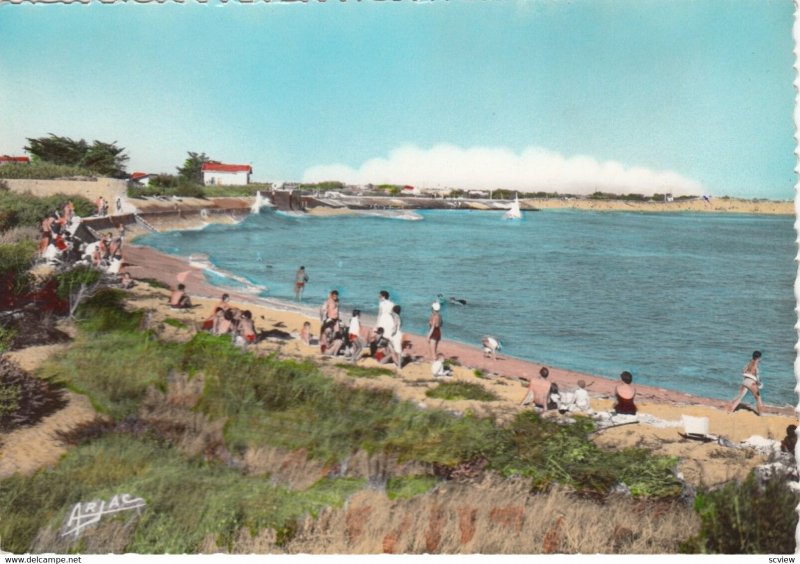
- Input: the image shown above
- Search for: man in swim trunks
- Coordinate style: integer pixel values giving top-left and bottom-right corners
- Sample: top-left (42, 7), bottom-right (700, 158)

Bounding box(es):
top-left (294, 266), bottom-right (308, 301)
top-left (320, 290), bottom-right (340, 341)
top-left (521, 367), bottom-right (557, 411)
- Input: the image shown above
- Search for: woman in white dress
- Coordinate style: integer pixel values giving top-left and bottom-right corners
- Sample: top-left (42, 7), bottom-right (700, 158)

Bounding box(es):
top-left (376, 290), bottom-right (395, 335)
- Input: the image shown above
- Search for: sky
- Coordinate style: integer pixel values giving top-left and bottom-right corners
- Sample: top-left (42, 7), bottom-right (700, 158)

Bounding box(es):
top-left (0, 0), bottom-right (796, 198)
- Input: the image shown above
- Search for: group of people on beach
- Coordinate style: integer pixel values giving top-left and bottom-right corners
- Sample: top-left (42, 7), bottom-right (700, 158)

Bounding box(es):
top-left (311, 288), bottom-right (446, 373)
top-left (37, 204), bottom-right (133, 288)
top-left (194, 292), bottom-right (258, 348)
top-left (168, 262), bottom-right (771, 420)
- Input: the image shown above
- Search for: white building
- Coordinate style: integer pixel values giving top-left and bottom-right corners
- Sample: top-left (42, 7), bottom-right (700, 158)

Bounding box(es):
top-left (202, 162), bottom-right (252, 186)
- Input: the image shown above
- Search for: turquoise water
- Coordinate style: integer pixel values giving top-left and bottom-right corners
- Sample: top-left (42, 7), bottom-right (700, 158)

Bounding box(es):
top-left (137, 209), bottom-right (797, 404)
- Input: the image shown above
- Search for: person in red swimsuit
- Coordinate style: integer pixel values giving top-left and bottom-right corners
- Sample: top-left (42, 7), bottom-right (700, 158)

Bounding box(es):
top-left (613, 371), bottom-right (637, 415)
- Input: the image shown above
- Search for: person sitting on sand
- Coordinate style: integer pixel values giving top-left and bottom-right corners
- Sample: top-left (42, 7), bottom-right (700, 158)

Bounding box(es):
top-left (237, 310), bottom-right (257, 345)
top-left (482, 336), bottom-right (501, 360)
top-left (781, 424), bottom-right (797, 456)
top-left (613, 371), bottom-right (637, 415)
top-left (728, 350), bottom-right (764, 415)
top-left (369, 327), bottom-right (392, 363)
top-left (203, 306), bottom-right (224, 331)
top-left (521, 367), bottom-right (558, 411)
top-left (573, 380), bottom-right (592, 412)
top-left (348, 310), bottom-right (364, 362)
top-left (299, 321), bottom-right (312, 345)
top-left (91, 244), bottom-right (102, 268)
top-left (431, 354), bottom-right (452, 378)
top-left (323, 321), bottom-right (347, 357)
top-left (427, 302), bottom-right (442, 360)
top-left (215, 309), bottom-right (234, 336)
top-left (169, 283), bottom-right (192, 309)
top-left (119, 272), bottom-right (135, 290)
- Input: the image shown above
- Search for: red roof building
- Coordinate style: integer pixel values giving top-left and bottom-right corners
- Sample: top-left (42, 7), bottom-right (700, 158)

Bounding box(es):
top-left (0, 156), bottom-right (31, 165)
top-left (201, 162), bottom-right (252, 186)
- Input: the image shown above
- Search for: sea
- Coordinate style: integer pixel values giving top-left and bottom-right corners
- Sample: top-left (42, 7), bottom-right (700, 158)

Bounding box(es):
top-left (136, 208), bottom-right (798, 405)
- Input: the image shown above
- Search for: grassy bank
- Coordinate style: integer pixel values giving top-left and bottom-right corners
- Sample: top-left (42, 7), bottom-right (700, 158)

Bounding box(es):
top-left (1, 290), bottom-right (796, 553)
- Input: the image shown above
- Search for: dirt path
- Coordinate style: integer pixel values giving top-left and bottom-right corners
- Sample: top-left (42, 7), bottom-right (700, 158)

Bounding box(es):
top-left (1, 344), bottom-right (98, 479)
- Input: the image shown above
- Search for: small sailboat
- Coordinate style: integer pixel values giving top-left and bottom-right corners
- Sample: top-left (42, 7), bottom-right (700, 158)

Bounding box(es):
top-left (503, 194), bottom-right (522, 220)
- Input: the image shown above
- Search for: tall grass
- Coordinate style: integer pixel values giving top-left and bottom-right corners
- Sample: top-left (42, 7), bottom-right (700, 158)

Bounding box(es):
top-left (0, 433), bottom-right (364, 554)
top-left (41, 302), bottom-right (683, 499)
top-left (680, 472), bottom-right (798, 554)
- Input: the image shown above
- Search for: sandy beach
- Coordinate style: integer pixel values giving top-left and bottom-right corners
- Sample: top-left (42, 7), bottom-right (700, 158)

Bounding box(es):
top-left (108, 242), bottom-right (798, 489)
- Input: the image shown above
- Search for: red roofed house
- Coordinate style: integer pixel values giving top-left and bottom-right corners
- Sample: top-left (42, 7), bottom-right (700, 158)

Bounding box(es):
top-left (202, 162), bottom-right (252, 186)
top-left (0, 156), bottom-right (31, 165)
top-left (129, 172), bottom-right (152, 187)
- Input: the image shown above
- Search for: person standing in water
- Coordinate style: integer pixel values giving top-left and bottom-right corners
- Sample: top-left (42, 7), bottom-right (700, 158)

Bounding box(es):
top-left (728, 351), bottom-right (764, 415)
top-left (427, 301), bottom-right (442, 360)
top-left (294, 266), bottom-right (309, 301)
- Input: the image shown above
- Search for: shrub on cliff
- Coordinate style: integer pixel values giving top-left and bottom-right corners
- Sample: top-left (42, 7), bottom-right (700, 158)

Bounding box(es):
top-left (0, 162), bottom-right (96, 180)
top-left (0, 358), bottom-right (66, 432)
top-left (680, 472), bottom-right (798, 554)
top-left (0, 239), bottom-right (37, 308)
top-left (0, 190), bottom-right (93, 232)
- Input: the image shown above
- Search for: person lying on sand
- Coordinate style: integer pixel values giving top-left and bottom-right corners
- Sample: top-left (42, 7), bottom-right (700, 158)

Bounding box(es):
top-left (521, 367), bottom-right (558, 411)
top-left (613, 371), bottom-right (637, 415)
top-left (169, 284), bottom-right (192, 309)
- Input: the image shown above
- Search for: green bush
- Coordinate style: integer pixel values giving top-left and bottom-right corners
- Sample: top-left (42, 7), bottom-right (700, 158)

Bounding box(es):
top-left (0, 162), bottom-right (95, 180)
top-left (335, 364), bottom-right (395, 378)
top-left (42, 306), bottom-right (684, 500)
top-left (0, 190), bottom-right (93, 231)
top-left (680, 472), bottom-right (798, 554)
top-left (0, 358), bottom-right (65, 432)
top-left (55, 265), bottom-right (103, 301)
top-left (425, 381), bottom-right (499, 402)
top-left (385, 475), bottom-right (438, 500)
top-left (0, 240), bottom-right (37, 303)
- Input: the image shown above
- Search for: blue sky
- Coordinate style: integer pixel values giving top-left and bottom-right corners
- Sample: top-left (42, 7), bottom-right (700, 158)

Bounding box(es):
top-left (0, 0), bottom-right (795, 198)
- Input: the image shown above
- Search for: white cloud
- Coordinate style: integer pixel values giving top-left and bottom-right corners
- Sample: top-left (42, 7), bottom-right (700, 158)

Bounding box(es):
top-left (302, 144), bottom-right (703, 196)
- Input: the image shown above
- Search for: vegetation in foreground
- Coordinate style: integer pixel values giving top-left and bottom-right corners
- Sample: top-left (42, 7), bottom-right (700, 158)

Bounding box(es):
top-left (0, 239), bottom-right (795, 553)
